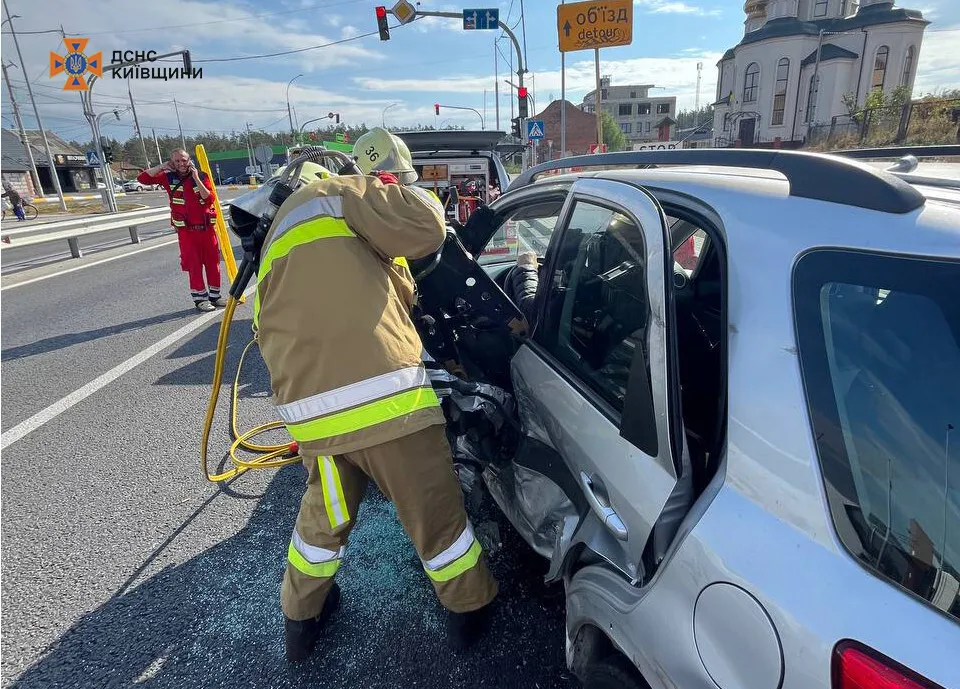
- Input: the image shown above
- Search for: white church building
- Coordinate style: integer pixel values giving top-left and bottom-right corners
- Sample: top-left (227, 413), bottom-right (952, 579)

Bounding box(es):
top-left (712, 0), bottom-right (928, 147)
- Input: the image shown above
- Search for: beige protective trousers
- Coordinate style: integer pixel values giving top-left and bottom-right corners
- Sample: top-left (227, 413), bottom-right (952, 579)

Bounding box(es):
top-left (281, 424), bottom-right (499, 621)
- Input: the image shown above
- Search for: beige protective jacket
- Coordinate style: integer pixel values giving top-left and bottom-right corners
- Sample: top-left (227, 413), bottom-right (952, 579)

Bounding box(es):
top-left (254, 175), bottom-right (447, 457)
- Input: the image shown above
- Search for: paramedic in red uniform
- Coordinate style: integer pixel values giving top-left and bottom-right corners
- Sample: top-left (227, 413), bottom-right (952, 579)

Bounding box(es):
top-left (139, 149), bottom-right (224, 311)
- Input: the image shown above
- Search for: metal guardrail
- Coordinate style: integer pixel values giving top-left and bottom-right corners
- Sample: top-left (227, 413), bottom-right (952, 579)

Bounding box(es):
top-left (0, 202), bottom-right (230, 258)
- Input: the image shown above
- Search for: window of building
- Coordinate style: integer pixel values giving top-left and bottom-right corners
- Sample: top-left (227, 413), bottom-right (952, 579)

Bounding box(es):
top-left (743, 62), bottom-right (760, 103)
top-left (535, 201), bottom-right (652, 418)
top-left (805, 74), bottom-right (820, 122)
top-left (657, 103), bottom-right (670, 114)
top-left (638, 103), bottom-right (651, 115)
top-left (772, 57), bottom-right (790, 125)
top-left (646, 121), bottom-right (651, 133)
top-left (620, 122), bottom-right (632, 133)
top-left (723, 113), bottom-right (731, 132)
top-left (872, 45), bottom-right (889, 91)
top-left (813, 0), bottom-right (828, 17)
top-left (901, 46), bottom-right (915, 87)
top-left (794, 250), bottom-right (960, 622)
top-left (619, 104), bottom-right (633, 116)
top-left (601, 88), bottom-right (608, 100)
top-left (630, 91), bottom-right (637, 99)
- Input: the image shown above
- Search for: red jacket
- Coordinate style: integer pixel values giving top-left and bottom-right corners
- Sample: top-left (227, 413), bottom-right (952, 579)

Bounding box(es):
top-left (138, 169), bottom-right (216, 228)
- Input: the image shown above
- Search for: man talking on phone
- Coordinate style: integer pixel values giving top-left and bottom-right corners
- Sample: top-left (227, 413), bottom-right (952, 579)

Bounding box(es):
top-left (139, 148), bottom-right (224, 311)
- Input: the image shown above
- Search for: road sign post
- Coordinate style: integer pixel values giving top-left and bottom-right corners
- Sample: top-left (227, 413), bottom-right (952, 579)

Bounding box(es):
top-left (556, 0), bottom-right (633, 151)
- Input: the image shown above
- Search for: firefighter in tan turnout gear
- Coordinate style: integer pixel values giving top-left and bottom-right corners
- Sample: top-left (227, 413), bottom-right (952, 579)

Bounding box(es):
top-left (253, 128), bottom-right (498, 663)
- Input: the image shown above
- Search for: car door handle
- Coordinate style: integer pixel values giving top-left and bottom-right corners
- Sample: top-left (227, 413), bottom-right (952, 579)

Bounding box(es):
top-left (580, 472), bottom-right (628, 541)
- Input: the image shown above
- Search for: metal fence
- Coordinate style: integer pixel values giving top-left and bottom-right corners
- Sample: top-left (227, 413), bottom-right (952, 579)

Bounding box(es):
top-left (808, 98), bottom-right (960, 149)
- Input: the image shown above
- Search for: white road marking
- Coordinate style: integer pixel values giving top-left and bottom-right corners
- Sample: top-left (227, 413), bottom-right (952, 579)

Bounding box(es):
top-left (0, 237), bottom-right (179, 291)
top-left (0, 285), bottom-right (255, 452)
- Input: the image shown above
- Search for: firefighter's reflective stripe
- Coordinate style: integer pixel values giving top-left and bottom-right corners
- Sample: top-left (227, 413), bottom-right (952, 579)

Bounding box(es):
top-left (172, 219), bottom-right (186, 228)
top-left (422, 521), bottom-right (483, 583)
top-left (171, 197), bottom-right (186, 205)
top-left (393, 256), bottom-right (409, 269)
top-left (285, 386), bottom-right (439, 442)
top-left (253, 216), bottom-right (355, 326)
top-left (277, 366), bottom-right (430, 421)
top-left (267, 196), bottom-right (345, 249)
top-left (287, 530), bottom-right (344, 578)
top-left (318, 456), bottom-right (349, 528)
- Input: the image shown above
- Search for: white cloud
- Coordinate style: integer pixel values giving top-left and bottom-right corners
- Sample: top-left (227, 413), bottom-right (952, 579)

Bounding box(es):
top-left (914, 27), bottom-right (960, 96)
top-left (635, 0), bottom-right (722, 16)
top-left (326, 14), bottom-right (343, 27)
top-left (355, 75), bottom-right (498, 94)
top-left (341, 25), bottom-right (359, 39)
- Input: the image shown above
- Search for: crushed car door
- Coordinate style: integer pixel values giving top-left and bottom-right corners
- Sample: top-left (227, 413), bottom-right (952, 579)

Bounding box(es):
top-left (511, 177), bottom-right (682, 583)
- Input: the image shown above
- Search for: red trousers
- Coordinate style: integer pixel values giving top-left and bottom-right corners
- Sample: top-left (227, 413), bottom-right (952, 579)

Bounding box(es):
top-left (177, 227), bottom-right (221, 298)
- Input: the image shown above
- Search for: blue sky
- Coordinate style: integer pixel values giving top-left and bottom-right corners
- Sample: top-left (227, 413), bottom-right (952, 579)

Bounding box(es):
top-left (2, 0), bottom-right (958, 144)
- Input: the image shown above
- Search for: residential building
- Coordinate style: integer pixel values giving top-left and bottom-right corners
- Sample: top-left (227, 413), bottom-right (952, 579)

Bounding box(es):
top-left (712, 0), bottom-right (928, 147)
top-left (532, 100), bottom-right (600, 158)
top-left (1, 128), bottom-right (39, 198)
top-left (582, 78), bottom-right (678, 143)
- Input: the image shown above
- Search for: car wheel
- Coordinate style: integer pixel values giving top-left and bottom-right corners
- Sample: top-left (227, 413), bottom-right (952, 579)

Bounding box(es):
top-left (583, 655), bottom-right (649, 689)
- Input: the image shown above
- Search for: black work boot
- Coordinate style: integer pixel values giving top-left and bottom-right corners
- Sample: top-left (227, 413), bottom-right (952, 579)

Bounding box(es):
top-left (446, 604), bottom-right (492, 651)
top-left (284, 583), bottom-right (341, 663)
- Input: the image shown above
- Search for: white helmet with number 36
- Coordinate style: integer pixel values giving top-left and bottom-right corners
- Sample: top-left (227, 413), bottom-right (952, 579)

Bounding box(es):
top-left (353, 127), bottom-right (418, 184)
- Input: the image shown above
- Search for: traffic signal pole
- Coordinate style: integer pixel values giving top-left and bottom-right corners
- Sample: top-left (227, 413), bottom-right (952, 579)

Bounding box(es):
top-left (385, 7), bottom-right (528, 168)
top-left (81, 49), bottom-right (191, 213)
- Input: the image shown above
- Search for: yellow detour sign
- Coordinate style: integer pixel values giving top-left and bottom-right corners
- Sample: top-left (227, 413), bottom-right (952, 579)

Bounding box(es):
top-left (557, 0), bottom-right (633, 53)
top-left (195, 143), bottom-right (243, 303)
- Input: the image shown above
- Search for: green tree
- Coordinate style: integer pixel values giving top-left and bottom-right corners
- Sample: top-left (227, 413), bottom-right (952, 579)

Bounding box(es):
top-left (600, 111), bottom-right (628, 152)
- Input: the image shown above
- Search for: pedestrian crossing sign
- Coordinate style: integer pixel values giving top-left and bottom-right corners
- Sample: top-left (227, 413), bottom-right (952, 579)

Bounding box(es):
top-left (85, 150), bottom-right (101, 167)
top-left (526, 120), bottom-right (545, 140)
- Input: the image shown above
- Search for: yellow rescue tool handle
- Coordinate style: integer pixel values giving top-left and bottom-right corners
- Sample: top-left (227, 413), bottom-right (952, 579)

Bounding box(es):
top-left (195, 143), bottom-right (244, 303)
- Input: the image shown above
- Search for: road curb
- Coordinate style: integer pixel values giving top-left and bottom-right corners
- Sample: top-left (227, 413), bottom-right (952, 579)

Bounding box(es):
top-left (32, 193), bottom-right (129, 203)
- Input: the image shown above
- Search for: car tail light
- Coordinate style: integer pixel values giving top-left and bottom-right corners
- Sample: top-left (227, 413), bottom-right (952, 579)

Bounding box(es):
top-left (833, 641), bottom-right (942, 689)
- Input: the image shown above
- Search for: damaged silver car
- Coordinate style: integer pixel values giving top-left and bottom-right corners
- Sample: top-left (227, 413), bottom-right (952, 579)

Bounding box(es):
top-left (410, 148), bottom-right (960, 689)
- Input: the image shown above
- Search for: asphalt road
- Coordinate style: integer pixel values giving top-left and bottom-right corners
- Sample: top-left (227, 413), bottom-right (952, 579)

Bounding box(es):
top-left (0, 228), bottom-right (576, 688)
top-left (1, 189), bottom-right (247, 275)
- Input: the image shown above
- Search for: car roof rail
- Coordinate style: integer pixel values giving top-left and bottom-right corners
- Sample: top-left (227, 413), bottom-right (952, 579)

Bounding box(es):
top-left (510, 149), bottom-right (926, 214)
top-left (828, 144), bottom-right (960, 160)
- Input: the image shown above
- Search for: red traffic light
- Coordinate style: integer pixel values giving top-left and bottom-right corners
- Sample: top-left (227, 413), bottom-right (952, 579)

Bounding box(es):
top-left (434, 103), bottom-right (440, 115)
top-left (376, 6), bottom-right (387, 18)
top-left (517, 86), bottom-right (528, 99)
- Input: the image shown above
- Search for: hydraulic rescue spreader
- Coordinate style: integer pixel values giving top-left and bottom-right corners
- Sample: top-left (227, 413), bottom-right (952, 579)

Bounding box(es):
top-left (199, 148), bottom-right (362, 483)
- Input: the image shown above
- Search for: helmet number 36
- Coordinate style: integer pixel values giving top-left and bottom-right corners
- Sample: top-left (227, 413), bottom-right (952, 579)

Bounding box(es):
top-left (366, 146), bottom-right (379, 162)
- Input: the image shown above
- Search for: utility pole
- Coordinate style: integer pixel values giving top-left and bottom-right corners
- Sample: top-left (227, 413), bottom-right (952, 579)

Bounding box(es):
top-left (494, 39), bottom-right (500, 131)
top-left (128, 79), bottom-right (150, 167)
top-left (245, 122), bottom-right (254, 168)
top-left (2, 62), bottom-right (42, 196)
top-left (173, 97), bottom-right (186, 150)
top-left (153, 128), bottom-right (162, 163)
top-left (3, 2), bottom-right (68, 211)
top-left (695, 62), bottom-right (703, 124)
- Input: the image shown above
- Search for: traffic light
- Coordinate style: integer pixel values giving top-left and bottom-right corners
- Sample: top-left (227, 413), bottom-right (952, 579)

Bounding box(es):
top-left (376, 6), bottom-right (390, 41)
top-left (434, 103), bottom-right (440, 116)
top-left (518, 86), bottom-right (529, 120)
top-left (182, 50), bottom-right (192, 74)
top-left (101, 138), bottom-right (114, 163)
top-left (511, 117), bottom-right (522, 139)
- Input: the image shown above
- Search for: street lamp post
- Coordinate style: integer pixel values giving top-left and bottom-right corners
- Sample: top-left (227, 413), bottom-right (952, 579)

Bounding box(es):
top-left (382, 102), bottom-right (400, 128)
top-left (286, 74), bottom-right (304, 142)
top-left (91, 107), bottom-right (129, 212)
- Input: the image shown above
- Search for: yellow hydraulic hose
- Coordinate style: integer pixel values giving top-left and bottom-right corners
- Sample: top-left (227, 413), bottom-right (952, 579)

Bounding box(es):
top-left (200, 295), bottom-right (301, 483)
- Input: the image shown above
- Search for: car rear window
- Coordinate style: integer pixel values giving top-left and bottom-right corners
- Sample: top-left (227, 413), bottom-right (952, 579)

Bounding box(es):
top-left (794, 250), bottom-right (960, 621)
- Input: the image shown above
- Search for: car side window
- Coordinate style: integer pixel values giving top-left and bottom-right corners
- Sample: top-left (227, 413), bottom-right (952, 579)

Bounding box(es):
top-left (535, 200), bottom-right (654, 420)
top-left (478, 200), bottom-right (564, 265)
